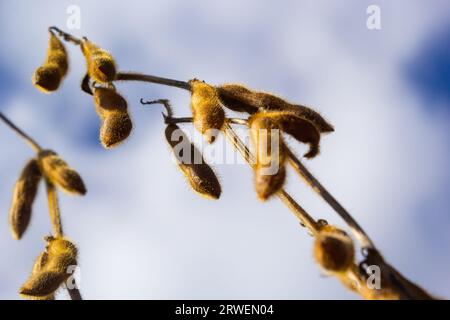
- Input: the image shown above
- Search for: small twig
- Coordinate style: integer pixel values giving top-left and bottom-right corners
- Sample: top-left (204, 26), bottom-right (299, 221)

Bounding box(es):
top-left (49, 26), bottom-right (82, 45)
top-left (117, 72), bottom-right (191, 91)
top-left (162, 116), bottom-right (248, 126)
top-left (45, 180), bottom-right (83, 300)
top-left (0, 112), bottom-right (42, 152)
top-left (140, 98), bottom-right (174, 118)
top-left (223, 121), bottom-right (320, 234)
top-left (46, 180), bottom-right (63, 237)
top-left (284, 147), bottom-right (375, 249)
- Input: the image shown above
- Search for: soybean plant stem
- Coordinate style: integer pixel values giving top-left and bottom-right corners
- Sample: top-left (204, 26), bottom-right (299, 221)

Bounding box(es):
top-left (117, 72), bottom-right (191, 91)
top-left (223, 121), bottom-right (320, 234)
top-left (284, 147), bottom-right (375, 249)
top-left (0, 112), bottom-right (42, 152)
top-left (49, 26), bottom-right (82, 45)
top-left (45, 180), bottom-right (83, 300)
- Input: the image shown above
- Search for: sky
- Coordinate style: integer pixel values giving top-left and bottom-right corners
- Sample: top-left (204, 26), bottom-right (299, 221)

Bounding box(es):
top-left (0, 0), bottom-right (449, 299)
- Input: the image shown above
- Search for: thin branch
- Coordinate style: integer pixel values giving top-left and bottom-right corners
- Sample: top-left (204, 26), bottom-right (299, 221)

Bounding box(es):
top-left (0, 112), bottom-right (42, 152)
top-left (284, 147), bottom-right (375, 249)
top-left (45, 180), bottom-right (63, 237)
top-left (49, 26), bottom-right (82, 45)
top-left (116, 72), bottom-right (191, 91)
top-left (163, 116), bottom-right (248, 126)
top-left (140, 98), bottom-right (174, 118)
top-left (223, 121), bottom-right (320, 234)
top-left (45, 180), bottom-right (83, 300)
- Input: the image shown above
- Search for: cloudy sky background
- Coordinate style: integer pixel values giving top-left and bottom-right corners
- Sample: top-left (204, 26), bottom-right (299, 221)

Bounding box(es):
top-left (0, 0), bottom-right (449, 299)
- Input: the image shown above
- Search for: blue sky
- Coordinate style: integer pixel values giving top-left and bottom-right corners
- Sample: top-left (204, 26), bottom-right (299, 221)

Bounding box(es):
top-left (0, 0), bottom-right (449, 299)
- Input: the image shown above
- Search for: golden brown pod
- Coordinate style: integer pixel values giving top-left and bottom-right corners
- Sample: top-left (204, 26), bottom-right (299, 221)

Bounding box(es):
top-left (9, 159), bottom-right (42, 240)
top-left (32, 32), bottom-right (68, 93)
top-left (250, 111), bottom-right (321, 158)
top-left (190, 79), bottom-right (225, 143)
top-left (314, 225), bottom-right (355, 273)
top-left (216, 84), bottom-right (258, 114)
top-left (94, 87), bottom-right (128, 118)
top-left (217, 84), bottom-right (334, 133)
top-left (81, 38), bottom-right (117, 83)
top-left (93, 87), bottom-right (132, 148)
top-left (100, 112), bottom-right (133, 148)
top-left (38, 150), bottom-right (86, 195)
top-left (20, 237), bottom-right (77, 299)
top-left (249, 115), bottom-right (286, 200)
top-left (165, 124), bottom-right (221, 199)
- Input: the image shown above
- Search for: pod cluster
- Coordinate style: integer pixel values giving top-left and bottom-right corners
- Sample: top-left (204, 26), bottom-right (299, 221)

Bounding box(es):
top-left (216, 84), bottom-right (335, 200)
top-left (20, 237), bottom-right (78, 300)
top-left (33, 30), bottom-right (131, 149)
top-left (8, 150), bottom-right (86, 240)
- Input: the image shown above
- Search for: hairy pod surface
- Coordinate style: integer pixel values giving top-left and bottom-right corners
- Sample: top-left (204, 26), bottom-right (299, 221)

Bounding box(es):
top-left (249, 115), bottom-right (286, 200)
top-left (20, 237), bottom-right (77, 299)
top-left (32, 32), bottom-right (68, 93)
top-left (94, 87), bottom-right (128, 118)
top-left (250, 111), bottom-right (321, 158)
top-left (217, 84), bottom-right (334, 133)
top-left (93, 87), bottom-right (132, 148)
top-left (9, 159), bottom-right (42, 240)
top-left (38, 150), bottom-right (86, 195)
top-left (165, 124), bottom-right (221, 199)
top-left (190, 80), bottom-right (225, 143)
top-left (81, 39), bottom-right (117, 83)
top-left (314, 225), bottom-right (355, 273)
top-left (100, 112), bottom-right (133, 148)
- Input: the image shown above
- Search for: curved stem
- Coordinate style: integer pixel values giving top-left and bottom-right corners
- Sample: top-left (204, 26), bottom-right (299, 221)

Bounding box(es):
top-left (49, 26), bottom-right (82, 45)
top-left (140, 98), bottom-right (174, 118)
top-left (284, 147), bottom-right (375, 249)
top-left (223, 121), bottom-right (320, 234)
top-left (46, 180), bottom-right (63, 237)
top-left (0, 112), bottom-right (42, 152)
top-left (116, 72), bottom-right (191, 91)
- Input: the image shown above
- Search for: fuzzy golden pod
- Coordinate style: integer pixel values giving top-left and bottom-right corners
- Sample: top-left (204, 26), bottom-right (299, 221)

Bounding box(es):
top-left (45, 237), bottom-right (78, 271)
top-left (23, 252), bottom-right (54, 300)
top-left (46, 32), bottom-right (68, 76)
top-left (20, 237), bottom-right (77, 300)
top-left (165, 124), bottom-right (221, 199)
top-left (32, 32), bottom-right (68, 93)
top-left (251, 92), bottom-right (334, 133)
top-left (100, 112), bottom-right (133, 149)
top-left (32, 65), bottom-right (63, 93)
top-left (9, 159), bottom-right (42, 240)
top-left (38, 150), bottom-right (86, 195)
top-left (250, 111), bottom-right (321, 158)
top-left (81, 38), bottom-right (117, 83)
top-left (217, 84), bottom-right (334, 133)
top-left (249, 115), bottom-right (287, 200)
top-left (32, 252), bottom-right (49, 275)
top-left (93, 87), bottom-right (128, 119)
top-left (314, 225), bottom-right (355, 273)
top-left (190, 79), bottom-right (225, 143)
top-left (216, 84), bottom-right (259, 114)
top-left (20, 271), bottom-right (66, 299)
